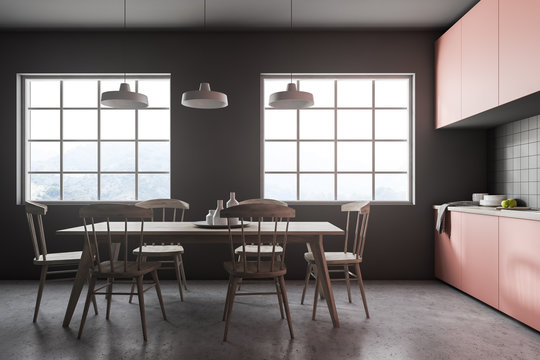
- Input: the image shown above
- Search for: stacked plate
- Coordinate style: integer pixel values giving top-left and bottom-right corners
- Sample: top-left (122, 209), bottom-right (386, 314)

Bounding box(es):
top-left (479, 194), bottom-right (506, 207)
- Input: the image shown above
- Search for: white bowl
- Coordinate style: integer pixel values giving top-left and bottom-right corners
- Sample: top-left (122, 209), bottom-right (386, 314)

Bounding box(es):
top-left (483, 195), bottom-right (506, 202)
top-left (479, 199), bottom-right (502, 207)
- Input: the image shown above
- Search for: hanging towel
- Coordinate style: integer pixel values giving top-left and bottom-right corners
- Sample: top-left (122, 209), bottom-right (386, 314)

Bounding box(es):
top-left (435, 201), bottom-right (478, 234)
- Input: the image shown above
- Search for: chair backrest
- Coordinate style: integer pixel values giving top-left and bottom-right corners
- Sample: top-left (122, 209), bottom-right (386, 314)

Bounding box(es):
top-left (79, 204), bottom-right (153, 273)
top-left (341, 201), bottom-right (371, 259)
top-left (221, 203), bottom-right (295, 273)
top-left (135, 198), bottom-right (189, 222)
top-left (25, 201), bottom-right (48, 261)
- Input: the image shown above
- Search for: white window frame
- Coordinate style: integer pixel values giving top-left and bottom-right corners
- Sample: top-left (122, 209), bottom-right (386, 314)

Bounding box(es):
top-left (260, 73), bottom-right (415, 205)
top-left (16, 73), bottom-right (171, 205)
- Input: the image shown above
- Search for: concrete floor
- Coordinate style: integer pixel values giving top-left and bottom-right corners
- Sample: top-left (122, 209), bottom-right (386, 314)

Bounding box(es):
top-left (0, 280), bottom-right (538, 360)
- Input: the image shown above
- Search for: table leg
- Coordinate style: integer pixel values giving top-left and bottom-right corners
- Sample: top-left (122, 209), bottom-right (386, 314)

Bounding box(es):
top-left (62, 237), bottom-right (92, 327)
top-left (308, 234), bottom-right (339, 328)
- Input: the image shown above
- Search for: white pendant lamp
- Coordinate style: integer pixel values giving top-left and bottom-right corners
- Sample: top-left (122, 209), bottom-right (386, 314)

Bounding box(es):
top-left (268, 0), bottom-right (314, 109)
top-left (100, 0), bottom-right (148, 109)
top-left (181, 0), bottom-right (228, 109)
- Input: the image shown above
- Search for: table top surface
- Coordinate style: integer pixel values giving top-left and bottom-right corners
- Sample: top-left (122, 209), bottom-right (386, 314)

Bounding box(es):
top-left (57, 221), bottom-right (344, 236)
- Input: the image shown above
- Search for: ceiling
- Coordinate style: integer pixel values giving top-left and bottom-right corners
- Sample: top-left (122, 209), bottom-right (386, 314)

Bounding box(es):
top-left (0, 0), bottom-right (479, 31)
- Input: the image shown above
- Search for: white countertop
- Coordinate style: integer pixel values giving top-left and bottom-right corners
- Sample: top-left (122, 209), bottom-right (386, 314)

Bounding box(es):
top-left (433, 205), bottom-right (540, 221)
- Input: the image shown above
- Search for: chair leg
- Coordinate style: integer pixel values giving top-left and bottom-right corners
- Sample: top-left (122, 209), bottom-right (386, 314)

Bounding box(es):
top-left (278, 275), bottom-right (294, 339)
top-left (151, 270), bottom-right (167, 320)
top-left (223, 277), bottom-right (239, 342)
top-left (274, 277), bottom-right (285, 319)
top-left (312, 277), bottom-right (320, 320)
top-left (178, 253), bottom-right (188, 290)
top-left (136, 275), bottom-right (148, 341)
top-left (222, 275), bottom-right (234, 321)
top-left (106, 278), bottom-right (114, 320)
top-left (129, 279), bottom-right (136, 304)
top-left (91, 294), bottom-right (99, 315)
top-left (344, 265), bottom-right (352, 303)
top-left (300, 263), bottom-right (312, 305)
top-left (354, 263), bottom-right (370, 318)
top-left (173, 254), bottom-right (184, 301)
top-left (78, 275), bottom-right (97, 339)
top-left (33, 265), bottom-right (48, 323)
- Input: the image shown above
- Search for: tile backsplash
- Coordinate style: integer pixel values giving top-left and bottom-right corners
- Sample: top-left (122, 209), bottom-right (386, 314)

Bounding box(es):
top-left (488, 114), bottom-right (540, 208)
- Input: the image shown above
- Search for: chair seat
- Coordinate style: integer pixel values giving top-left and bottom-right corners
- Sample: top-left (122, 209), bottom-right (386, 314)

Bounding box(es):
top-left (92, 261), bottom-right (161, 277)
top-left (33, 251), bottom-right (83, 265)
top-left (224, 261), bottom-right (287, 279)
top-left (234, 244), bottom-right (283, 254)
top-left (133, 244), bottom-right (184, 257)
top-left (304, 251), bottom-right (362, 264)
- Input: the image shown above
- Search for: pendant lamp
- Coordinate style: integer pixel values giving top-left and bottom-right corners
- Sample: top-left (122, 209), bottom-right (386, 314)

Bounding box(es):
top-left (268, 0), bottom-right (314, 109)
top-left (181, 0), bottom-right (228, 109)
top-left (101, 0), bottom-right (148, 109)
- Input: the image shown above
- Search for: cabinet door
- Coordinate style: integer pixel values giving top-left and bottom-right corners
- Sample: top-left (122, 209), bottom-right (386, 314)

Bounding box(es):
top-left (461, 0), bottom-right (498, 118)
top-left (499, 218), bottom-right (540, 331)
top-left (435, 211), bottom-right (462, 289)
top-left (461, 213), bottom-right (498, 308)
top-left (499, 0), bottom-right (540, 104)
top-left (435, 21), bottom-right (462, 128)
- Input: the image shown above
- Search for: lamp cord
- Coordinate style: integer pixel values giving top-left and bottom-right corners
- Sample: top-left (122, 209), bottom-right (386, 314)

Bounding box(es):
top-left (290, 0), bottom-right (293, 84)
top-left (123, 0), bottom-right (127, 83)
top-left (204, 0), bottom-right (206, 30)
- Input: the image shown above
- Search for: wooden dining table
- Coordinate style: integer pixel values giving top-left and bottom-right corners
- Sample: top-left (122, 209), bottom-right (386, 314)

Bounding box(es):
top-left (57, 221), bottom-right (344, 328)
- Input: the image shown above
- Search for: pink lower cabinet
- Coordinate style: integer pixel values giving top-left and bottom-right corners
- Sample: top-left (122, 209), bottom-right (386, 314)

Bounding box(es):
top-left (434, 211), bottom-right (462, 288)
top-left (499, 218), bottom-right (540, 331)
top-left (461, 213), bottom-right (499, 308)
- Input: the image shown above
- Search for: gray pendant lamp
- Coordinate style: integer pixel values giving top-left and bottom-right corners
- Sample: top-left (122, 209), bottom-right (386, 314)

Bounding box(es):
top-left (101, 0), bottom-right (148, 109)
top-left (181, 0), bottom-right (228, 109)
top-left (268, 0), bottom-right (314, 109)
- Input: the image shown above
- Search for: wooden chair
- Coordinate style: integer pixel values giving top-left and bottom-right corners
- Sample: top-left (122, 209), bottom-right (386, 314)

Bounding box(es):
top-left (129, 199), bottom-right (189, 302)
top-left (221, 203), bottom-right (295, 341)
top-left (25, 201), bottom-right (97, 322)
top-left (301, 201), bottom-right (371, 320)
top-left (77, 204), bottom-right (166, 341)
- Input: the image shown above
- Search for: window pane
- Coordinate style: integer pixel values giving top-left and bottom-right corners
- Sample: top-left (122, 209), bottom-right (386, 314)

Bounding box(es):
top-left (375, 142), bottom-right (408, 171)
top-left (375, 109), bottom-right (409, 140)
top-left (139, 174), bottom-right (170, 200)
top-left (299, 174), bottom-right (334, 200)
top-left (63, 174), bottom-right (97, 201)
top-left (298, 79), bottom-right (334, 107)
top-left (264, 79), bottom-right (290, 107)
top-left (337, 174), bottom-right (372, 200)
top-left (375, 174), bottom-right (408, 201)
top-left (63, 80), bottom-right (98, 107)
top-left (300, 142), bottom-right (334, 171)
top-left (63, 142), bottom-right (97, 171)
top-left (29, 110), bottom-right (60, 140)
top-left (138, 79), bottom-right (170, 108)
top-left (30, 174), bottom-right (60, 201)
top-left (100, 174), bottom-right (135, 201)
top-left (300, 110), bottom-right (334, 139)
top-left (337, 110), bottom-right (372, 140)
top-left (30, 142), bottom-right (59, 171)
top-left (337, 142), bottom-right (372, 171)
top-left (63, 110), bottom-right (98, 139)
top-left (265, 174), bottom-right (297, 200)
top-left (139, 142), bottom-right (170, 171)
top-left (265, 110), bottom-right (296, 140)
top-left (138, 110), bottom-right (170, 140)
top-left (265, 142), bottom-right (296, 171)
top-left (375, 79), bottom-right (409, 107)
top-left (101, 110), bottom-right (135, 139)
top-left (30, 80), bottom-right (60, 108)
top-left (337, 80), bottom-right (372, 107)
top-left (101, 142), bottom-right (135, 171)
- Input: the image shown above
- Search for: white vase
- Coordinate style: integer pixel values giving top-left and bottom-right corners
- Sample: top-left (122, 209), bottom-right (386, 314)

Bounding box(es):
top-left (212, 200), bottom-right (227, 226)
top-left (226, 192), bottom-right (240, 225)
top-left (206, 210), bottom-right (215, 225)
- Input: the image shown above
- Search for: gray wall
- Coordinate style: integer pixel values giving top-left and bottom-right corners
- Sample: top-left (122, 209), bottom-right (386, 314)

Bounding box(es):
top-left (488, 114), bottom-right (540, 207)
top-left (0, 30), bottom-right (488, 280)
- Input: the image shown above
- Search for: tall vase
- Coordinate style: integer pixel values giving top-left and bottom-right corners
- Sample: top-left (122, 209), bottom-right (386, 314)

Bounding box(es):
top-left (212, 200), bottom-right (227, 226)
top-left (226, 192), bottom-right (240, 225)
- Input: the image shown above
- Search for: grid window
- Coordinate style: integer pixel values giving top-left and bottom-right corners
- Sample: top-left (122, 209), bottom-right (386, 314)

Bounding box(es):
top-left (21, 74), bottom-right (171, 202)
top-left (262, 74), bottom-right (413, 202)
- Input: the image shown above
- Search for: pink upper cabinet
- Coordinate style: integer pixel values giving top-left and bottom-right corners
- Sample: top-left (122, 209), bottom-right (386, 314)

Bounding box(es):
top-left (499, 0), bottom-right (540, 104)
top-left (461, 0), bottom-right (498, 118)
top-left (435, 20), bottom-right (462, 129)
